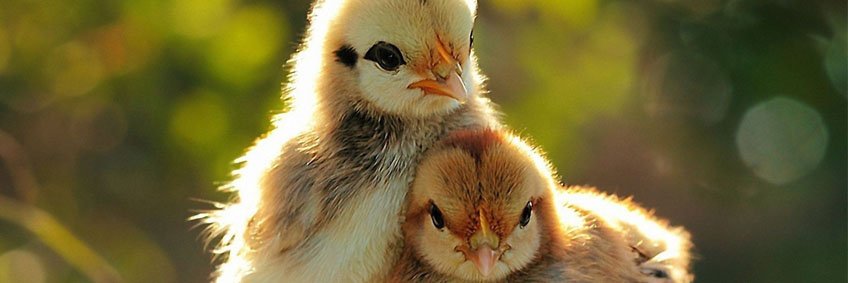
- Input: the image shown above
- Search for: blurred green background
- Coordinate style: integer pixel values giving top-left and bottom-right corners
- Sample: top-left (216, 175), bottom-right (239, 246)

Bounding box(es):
top-left (0, 0), bottom-right (845, 282)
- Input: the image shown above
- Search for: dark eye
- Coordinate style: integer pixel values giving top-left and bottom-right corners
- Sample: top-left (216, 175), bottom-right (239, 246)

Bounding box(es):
top-left (364, 41), bottom-right (406, 71)
top-left (519, 201), bottom-right (532, 228)
top-left (469, 31), bottom-right (474, 48)
top-left (429, 202), bottom-right (445, 230)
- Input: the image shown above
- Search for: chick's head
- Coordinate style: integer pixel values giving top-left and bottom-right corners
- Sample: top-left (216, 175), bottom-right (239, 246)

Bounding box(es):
top-left (405, 129), bottom-right (556, 281)
top-left (318, 0), bottom-right (479, 118)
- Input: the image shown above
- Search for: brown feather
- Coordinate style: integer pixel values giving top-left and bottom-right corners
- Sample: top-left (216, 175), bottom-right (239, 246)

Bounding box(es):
top-left (392, 129), bottom-right (693, 282)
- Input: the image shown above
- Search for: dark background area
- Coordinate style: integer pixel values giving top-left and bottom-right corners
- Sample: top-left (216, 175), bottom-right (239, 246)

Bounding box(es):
top-left (0, 0), bottom-right (845, 282)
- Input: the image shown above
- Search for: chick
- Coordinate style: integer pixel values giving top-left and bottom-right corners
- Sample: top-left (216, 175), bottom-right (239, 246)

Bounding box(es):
top-left (391, 129), bottom-right (557, 282)
top-left (560, 187), bottom-right (694, 283)
top-left (199, 0), bottom-right (500, 282)
top-left (392, 129), bottom-right (693, 282)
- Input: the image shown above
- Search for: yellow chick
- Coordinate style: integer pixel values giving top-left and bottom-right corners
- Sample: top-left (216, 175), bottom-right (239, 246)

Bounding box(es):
top-left (198, 0), bottom-right (500, 282)
top-left (392, 129), bottom-right (693, 282)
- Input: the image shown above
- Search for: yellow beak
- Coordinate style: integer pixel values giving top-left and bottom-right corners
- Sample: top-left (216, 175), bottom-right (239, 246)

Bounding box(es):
top-left (407, 37), bottom-right (468, 102)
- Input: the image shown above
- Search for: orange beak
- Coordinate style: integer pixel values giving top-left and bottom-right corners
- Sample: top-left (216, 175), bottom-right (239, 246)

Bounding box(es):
top-left (466, 210), bottom-right (501, 277)
top-left (407, 37), bottom-right (468, 102)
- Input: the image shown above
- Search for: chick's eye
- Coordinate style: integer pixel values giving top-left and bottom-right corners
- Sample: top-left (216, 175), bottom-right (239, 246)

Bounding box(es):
top-left (519, 201), bottom-right (532, 228)
top-left (364, 41), bottom-right (406, 71)
top-left (469, 31), bottom-right (474, 48)
top-left (429, 203), bottom-right (445, 230)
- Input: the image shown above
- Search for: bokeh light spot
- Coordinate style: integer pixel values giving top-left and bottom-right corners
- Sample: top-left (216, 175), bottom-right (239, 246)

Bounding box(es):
top-left (171, 0), bottom-right (235, 39)
top-left (169, 91), bottom-right (230, 151)
top-left (45, 41), bottom-right (104, 97)
top-left (0, 249), bottom-right (45, 283)
top-left (736, 97), bottom-right (828, 185)
top-left (89, 24), bottom-right (131, 75)
top-left (206, 5), bottom-right (287, 86)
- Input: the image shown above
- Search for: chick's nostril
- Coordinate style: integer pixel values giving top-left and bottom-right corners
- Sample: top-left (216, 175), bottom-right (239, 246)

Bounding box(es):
top-left (433, 64), bottom-right (451, 80)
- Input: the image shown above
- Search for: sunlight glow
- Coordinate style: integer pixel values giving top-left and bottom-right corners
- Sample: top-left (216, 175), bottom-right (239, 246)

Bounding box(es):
top-left (556, 188), bottom-right (691, 280)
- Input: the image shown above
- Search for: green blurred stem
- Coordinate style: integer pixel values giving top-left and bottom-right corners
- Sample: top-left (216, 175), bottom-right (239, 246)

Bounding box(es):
top-left (0, 195), bottom-right (122, 283)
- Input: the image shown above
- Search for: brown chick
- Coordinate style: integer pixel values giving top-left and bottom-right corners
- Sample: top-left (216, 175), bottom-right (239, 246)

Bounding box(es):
top-left (391, 129), bottom-right (693, 282)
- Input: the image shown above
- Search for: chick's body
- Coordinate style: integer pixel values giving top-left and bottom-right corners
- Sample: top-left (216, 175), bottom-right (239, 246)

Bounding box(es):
top-left (392, 129), bottom-right (692, 282)
top-left (559, 188), bottom-right (694, 283)
top-left (201, 0), bottom-right (500, 282)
